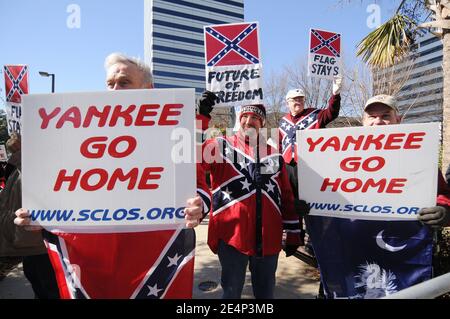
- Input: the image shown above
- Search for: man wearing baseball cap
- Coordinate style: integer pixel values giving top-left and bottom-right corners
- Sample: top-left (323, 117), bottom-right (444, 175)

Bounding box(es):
top-left (362, 94), bottom-right (449, 226)
top-left (362, 94), bottom-right (400, 126)
top-left (197, 102), bottom-right (306, 299)
top-left (278, 76), bottom-right (343, 279)
top-left (280, 76), bottom-right (342, 166)
top-left (305, 94), bottom-right (450, 298)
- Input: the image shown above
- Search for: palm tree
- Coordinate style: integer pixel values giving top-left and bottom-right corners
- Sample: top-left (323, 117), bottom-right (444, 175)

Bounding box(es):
top-left (356, 0), bottom-right (450, 171)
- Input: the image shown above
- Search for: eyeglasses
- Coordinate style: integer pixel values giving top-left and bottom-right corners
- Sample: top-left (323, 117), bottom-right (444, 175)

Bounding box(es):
top-left (288, 97), bottom-right (304, 102)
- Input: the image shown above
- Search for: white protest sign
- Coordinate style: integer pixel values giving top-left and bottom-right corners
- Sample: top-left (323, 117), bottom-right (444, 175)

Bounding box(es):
top-left (298, 123), bottom-right (439, 220)
top-left (5, 103), bottom-right (22, 135)
top-left (0, 144), bottom-right (7, 162)
top-left (204, 22), bottom-right (264, 107)
top-left (22, 89), bottom-right (196, 232)
top-left (308, 28), bottom-right (341, 79)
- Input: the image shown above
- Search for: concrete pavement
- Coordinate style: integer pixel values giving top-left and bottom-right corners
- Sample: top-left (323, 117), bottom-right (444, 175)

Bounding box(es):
top-left (192, 220), bottom-right (320, 299)
top-left (0, 221), bottom-right (320, 299)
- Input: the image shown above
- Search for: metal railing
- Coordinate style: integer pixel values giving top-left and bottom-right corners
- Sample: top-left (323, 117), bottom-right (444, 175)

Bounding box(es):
top-left (382, 272), bottom-right (450, 299)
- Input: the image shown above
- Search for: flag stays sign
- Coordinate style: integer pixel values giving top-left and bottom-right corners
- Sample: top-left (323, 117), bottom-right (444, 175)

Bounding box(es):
top-left (204, 22), bottom-right (263, 107)
top-left (297, 123), bottom-right (439, 220)
top-left (3, 65), bottom-right (28, 135)
top-left (22, 89), bottom-right (196, 232)
top-left (308, 29), bottom-right (341, 79)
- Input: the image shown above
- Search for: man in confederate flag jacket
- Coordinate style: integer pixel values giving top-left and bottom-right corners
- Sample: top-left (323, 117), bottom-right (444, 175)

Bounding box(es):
top-left (197, 101), bottom-right (306, 299)
top-left (279, 76), bottom-right (342, 166)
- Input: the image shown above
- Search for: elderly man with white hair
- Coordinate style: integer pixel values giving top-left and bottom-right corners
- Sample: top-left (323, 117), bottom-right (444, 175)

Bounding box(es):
top-left (304, 94), bottom-right (450, 299)
top-left (13, 52), bottom-right (209, 299)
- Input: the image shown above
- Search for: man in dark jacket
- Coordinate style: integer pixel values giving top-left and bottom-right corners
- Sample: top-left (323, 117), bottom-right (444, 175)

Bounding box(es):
top-left (0, 133), bottom-right (59, 298)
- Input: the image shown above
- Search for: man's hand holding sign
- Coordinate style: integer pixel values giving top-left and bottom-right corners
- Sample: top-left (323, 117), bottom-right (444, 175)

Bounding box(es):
top-left (298, 94), bottom-right (450, 299)
top-left (12, 53), bottom-right (208, 299)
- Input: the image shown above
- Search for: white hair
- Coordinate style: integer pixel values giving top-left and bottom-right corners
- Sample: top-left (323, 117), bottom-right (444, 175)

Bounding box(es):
top-left (104, 52), bottom-right (153, 87)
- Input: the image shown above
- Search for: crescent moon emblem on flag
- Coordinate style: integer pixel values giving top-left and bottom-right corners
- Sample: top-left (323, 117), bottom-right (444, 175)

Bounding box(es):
top-left (375, 230), bottom-right (407, 252)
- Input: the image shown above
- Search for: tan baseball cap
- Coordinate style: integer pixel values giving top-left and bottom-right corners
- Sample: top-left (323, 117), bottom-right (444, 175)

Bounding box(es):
top-left (364, 94), bottom-right (399, 112)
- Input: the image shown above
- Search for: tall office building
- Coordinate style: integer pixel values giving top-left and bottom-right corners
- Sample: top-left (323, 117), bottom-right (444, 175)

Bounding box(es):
top-left (374, 30), bottom-right (443, 123)
top-left (144, 0), bottom-right (245, 94)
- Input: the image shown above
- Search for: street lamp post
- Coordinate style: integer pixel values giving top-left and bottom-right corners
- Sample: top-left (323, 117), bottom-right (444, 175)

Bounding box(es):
top-left (39, 71), bottom-right (55, 93)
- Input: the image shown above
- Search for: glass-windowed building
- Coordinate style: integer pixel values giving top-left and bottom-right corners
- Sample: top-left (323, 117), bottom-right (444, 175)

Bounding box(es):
top-left (144, 0), bottom-right (245, 94)
top-left (375, 31), bottom-right (443, 123)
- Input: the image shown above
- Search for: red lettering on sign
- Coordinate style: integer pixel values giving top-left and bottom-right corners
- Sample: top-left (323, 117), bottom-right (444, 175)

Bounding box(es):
top-left (305, 132), bottom-right (426, 152)
top-left (404, 132), bottom-right (425, 149)
top-left (159, 104), bottom-right (184, 126)
top-left (135, 104), bottom-right (159, 126)
top-left (320, 177), bottom-right (406, 193)
top-left (53, 167), bottom-right (164, 191)
top-left (384, 133), bottom-right (405, 150)
top-left (39, 107), bottom-right (61, 129)
top-left (80, 136), bottom-right (137, 159)
top-left (340, 156), bottom-right (385, 172)
top-left (39, 104), bottom-right (184, 129)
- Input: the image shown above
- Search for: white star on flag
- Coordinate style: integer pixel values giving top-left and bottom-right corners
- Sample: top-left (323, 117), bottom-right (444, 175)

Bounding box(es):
top-left (238, 160), bottom-right (247, 168)
top-left (299, 123), bottom-right (306, 129)
top-left (167, 253), bottom-right (182, 267)
top-left (265, 182), bottom-right (275, 193)
top-left (225, 147), bottom-right (232, 155)
top-left (307, 117), bottom-right (313, 123)
top-left (286, 124), bottom-right (292, 130)
top-left (222, 188), bottom-right (232, 200)
top-left (147, 284), bottom-right (162, 297)
top-left (241, 179), bottom-right (251, 191)
top-left (265, 161), bottom-right (275, 174)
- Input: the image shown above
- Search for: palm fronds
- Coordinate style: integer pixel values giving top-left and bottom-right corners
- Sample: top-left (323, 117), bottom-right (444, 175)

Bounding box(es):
top-left (356, 14), bottom-right (416, 68)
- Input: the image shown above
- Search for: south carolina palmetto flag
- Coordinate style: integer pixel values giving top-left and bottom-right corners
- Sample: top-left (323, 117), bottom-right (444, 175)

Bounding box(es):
top-left (204, 22), bottom-right (264, 107)
top-left (306, 216), bottom-right (432, 299)
top-left (3, 65), bottom-right (28, 134)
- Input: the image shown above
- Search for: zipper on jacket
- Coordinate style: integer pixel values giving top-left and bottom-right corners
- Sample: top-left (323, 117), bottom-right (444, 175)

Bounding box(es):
top-left (254, 136), bottom-right (263, 257)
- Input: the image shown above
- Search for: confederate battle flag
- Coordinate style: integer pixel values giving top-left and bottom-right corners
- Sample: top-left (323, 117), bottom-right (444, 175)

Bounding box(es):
top-left (204, 22), bottom-right (260, 67)
top-left (4, 65), bottom-right (28, 103)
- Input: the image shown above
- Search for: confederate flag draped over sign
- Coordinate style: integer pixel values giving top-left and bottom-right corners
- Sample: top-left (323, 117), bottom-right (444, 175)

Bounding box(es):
top-left (308, 29), bottom-right (341, 79)
top-left (4, 65), bottom-right (28, 103)
top-left (204, 22), bottom-right (264, 107)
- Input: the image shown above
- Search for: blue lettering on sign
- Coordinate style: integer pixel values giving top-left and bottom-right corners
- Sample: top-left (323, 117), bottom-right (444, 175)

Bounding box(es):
top-left (146, 207), bottom-right (185, 220)
top-left (162, 207), bottom-right (175, 219)
top-left (30, 207), bottom-right (186, 222)
top-left (175, 207), bottom-right (185, 218)
top-left (127, 208), bottom-right (141, 220)
top-left (147, 208), bottom-right (162, 220)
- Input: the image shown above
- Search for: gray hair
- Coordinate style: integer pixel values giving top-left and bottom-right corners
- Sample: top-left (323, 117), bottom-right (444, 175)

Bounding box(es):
top-left (6, 133), bottom-right (21, 154)
top-left (104, 52), bottom-right (153, 87)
